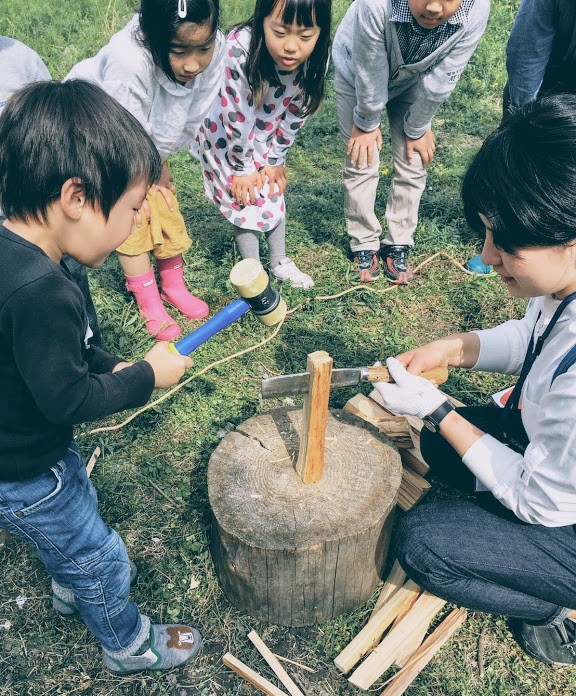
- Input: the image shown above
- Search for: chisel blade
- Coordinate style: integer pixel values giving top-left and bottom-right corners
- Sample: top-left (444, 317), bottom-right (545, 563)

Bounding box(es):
top-left (261, 368), bottom-right (364, 399)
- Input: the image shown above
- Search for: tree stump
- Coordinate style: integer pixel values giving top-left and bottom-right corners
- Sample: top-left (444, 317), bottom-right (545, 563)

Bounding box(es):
top-left (208, 407), bottom-right (402, 626)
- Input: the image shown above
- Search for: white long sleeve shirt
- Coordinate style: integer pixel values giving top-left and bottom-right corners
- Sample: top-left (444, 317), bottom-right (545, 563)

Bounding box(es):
top-left (0, 37), bottom-right (51, 217)
top-left (0, 36), bottom-right (51, 112)
top-left (466, 295), bottom-right (576, 526)
top-left (66, 15), bottom-right (225, 161)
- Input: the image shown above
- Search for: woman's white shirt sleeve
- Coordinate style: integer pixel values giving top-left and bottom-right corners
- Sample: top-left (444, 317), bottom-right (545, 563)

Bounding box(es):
top-left (464, 296), bottom-right (576, 527)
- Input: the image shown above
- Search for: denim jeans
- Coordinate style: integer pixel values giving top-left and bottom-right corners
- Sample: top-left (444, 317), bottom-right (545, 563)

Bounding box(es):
top-left (0, 443), bottom-right (142, 651)
top-left (395, 406), bottom-right (576, 625)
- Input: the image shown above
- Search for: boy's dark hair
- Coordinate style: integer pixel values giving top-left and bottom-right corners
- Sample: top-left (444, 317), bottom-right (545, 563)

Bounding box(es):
top-left (0, 80), bottom-right (161, 224)
top-left (139, 0), bottom-right (220, 83)
top-left (239, 0), bottom-right (331, 117)
top-left (462, 93), bottom-right (576, 254)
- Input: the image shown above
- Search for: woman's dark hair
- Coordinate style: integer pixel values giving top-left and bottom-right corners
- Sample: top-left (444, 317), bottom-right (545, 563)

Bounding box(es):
top-left (239, 0), bottom-right (331, 116)
top-left (462, 93), bottom-right (576, 254)
top-left (0, 80), bottom-right (161, 223)
top-left (139, 0), bottom-right (220, 83)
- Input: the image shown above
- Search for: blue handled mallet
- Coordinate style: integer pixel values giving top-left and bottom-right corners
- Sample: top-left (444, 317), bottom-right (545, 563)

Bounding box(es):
top-left (169, 259), bottom-right (286, 356)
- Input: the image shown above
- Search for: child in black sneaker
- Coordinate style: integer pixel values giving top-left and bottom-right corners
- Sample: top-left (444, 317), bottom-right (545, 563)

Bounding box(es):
top-left (332, 0), bottom-right (489, 283)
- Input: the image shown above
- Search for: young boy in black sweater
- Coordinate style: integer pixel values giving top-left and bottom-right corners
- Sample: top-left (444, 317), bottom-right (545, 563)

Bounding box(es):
top-left (0, 80), bottom-right (201, 674)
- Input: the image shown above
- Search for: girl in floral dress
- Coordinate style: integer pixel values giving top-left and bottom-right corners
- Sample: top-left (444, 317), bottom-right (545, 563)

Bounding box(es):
top-left (195, 0), bottom-right (331, 288)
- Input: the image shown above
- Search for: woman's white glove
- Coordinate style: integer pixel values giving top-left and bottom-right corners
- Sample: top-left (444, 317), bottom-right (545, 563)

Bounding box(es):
top-left (373, 357), bottom-right (447, 419)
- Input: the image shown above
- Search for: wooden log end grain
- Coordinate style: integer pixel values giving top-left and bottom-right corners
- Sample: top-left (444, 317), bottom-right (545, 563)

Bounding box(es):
top-left (208, 408), bottom-right (403, 626)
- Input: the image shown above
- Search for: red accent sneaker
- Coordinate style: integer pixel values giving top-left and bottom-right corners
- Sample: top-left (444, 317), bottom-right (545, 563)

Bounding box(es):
top-left (382, 245), bottom-right (413, 285)
top-left (353, 249), bottom-right (380, 283)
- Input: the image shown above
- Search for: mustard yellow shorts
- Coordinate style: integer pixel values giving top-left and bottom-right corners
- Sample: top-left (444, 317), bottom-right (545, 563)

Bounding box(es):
top-left (117, 187), bottom-right (192, 259)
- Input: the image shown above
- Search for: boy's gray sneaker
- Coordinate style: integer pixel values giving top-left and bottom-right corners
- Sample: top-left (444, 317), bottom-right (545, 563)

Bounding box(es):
top-left (352, 249), bottom-right (380, 283)
top-left (103, 619), bottom-right (202, 674)
top-left (52, 559), bottom-right (138, 615)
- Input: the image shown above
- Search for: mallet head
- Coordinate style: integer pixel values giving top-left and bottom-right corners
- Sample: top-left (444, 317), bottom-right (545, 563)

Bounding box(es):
top-left (229, 258), bottom-right (286, 326)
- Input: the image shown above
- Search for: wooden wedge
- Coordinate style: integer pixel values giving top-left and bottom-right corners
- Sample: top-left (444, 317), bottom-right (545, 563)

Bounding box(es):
top-left (379, 609), bottom-right (468, 696)
top-left (248, 631), bottom-right (305, 696)
top-left (223, 652), bottom-right (288, 696)
top-left (370, 560), bottom-right (407, 619)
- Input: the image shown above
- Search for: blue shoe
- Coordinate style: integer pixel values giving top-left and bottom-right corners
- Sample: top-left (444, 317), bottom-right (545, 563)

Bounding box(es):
top-left (465, 254), bottom-right (492, 274)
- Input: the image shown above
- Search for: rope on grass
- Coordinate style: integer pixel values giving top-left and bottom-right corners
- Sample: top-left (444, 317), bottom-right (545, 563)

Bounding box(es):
top-left (88, 252), bottom-right (488, 435)
top-left (287, 251), bottom-right (480, 314)
top-left (88, 315), bottom-right (286, 435)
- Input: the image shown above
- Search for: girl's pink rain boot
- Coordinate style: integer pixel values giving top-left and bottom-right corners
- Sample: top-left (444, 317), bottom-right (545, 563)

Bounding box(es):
top-left (157, 255), bottom-right (209, 320)
top-left (125, 267), bottom-right (181, 341)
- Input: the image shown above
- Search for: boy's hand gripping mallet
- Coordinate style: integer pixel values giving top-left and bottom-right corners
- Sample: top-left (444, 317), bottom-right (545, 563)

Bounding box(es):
top-left (169, 258), bottom-right (286, 356)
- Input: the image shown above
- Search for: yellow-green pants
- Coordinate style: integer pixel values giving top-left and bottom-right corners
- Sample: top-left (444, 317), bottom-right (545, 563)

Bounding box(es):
top-left (117, 187), bottom-right (191, 259)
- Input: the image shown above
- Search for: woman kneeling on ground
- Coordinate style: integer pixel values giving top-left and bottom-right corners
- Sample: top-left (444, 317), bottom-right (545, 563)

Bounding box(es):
top-left (374, 93), bottom-right (576, 667)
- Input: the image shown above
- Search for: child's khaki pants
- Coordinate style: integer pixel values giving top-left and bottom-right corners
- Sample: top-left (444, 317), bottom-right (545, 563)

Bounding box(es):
top-left (334, 70), bottom-right (427, 252)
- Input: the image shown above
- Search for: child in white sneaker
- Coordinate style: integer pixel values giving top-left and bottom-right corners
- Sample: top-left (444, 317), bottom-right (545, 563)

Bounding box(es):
top-left (0, 36), bottom-right (105, 346)
top-left (194, 0), bottom-right (331, 289)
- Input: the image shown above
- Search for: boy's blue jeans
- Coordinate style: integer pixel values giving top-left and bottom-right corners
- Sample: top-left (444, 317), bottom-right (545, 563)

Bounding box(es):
top-left (0, 443), bottom-right (142, 652)
top-left (395, 407), bottom-right (576, 626)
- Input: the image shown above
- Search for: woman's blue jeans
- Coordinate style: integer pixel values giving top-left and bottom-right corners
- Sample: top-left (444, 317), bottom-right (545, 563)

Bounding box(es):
top-left (395, 406), bottom-right (576, 625)
top-left (0, 443), bottom-right (142, 651)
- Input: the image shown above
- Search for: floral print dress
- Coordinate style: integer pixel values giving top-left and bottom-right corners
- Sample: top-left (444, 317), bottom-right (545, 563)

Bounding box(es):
top-left (195, 26), bottom-right (309, 232)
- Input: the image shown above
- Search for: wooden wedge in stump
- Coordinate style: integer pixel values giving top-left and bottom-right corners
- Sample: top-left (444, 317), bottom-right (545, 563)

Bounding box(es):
top-left (295, 351), bottom-right (333, 483)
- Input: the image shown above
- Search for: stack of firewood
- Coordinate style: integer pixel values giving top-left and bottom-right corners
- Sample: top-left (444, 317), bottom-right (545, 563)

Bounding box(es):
top-left (334, 561), bottom-right (467, 695)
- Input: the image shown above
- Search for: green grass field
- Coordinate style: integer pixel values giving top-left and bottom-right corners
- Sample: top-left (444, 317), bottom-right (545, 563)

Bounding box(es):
top-left (2, 0), bottom-right (575, 694)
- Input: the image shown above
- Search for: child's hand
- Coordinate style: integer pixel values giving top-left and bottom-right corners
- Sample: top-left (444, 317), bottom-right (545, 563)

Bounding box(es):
top-left (149, 185), bottom-right (174, 212)
top-left (146, 163), bottom-right (176, 213)
top-left (405, 130), bottom-right (436, 167)
top-left (158, 162), bottom-right (176, 192)
top-left (262, 165), bottom-right (287, 196)
top-left (231, 171), bottom-right (265, 206)
top-left (347, 125), bottom-right (382, 169)
top-left (143, 342), bottom-right (193, 389)
top-left (133, 199), bottom-right (152, 229)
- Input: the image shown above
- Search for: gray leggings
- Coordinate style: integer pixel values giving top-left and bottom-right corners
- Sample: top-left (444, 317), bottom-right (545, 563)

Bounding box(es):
top-left (233, 219), bottom-right (286, 268)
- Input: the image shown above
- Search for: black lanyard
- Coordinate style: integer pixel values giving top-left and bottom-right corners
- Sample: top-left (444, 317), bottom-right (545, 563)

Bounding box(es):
top-left (506, 291), bottom-right (576, 411)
